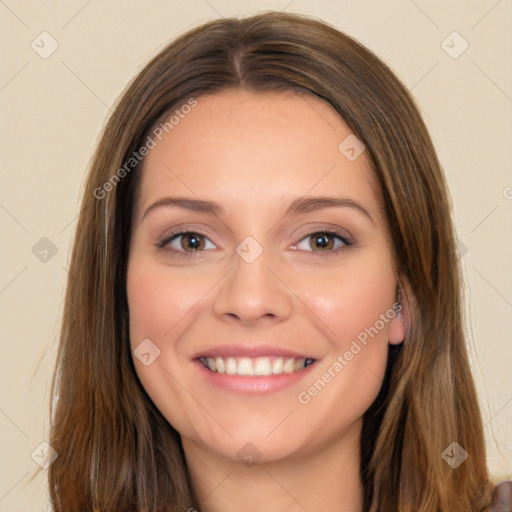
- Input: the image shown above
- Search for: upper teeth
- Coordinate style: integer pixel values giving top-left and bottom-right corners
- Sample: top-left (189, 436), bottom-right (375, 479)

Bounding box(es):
top-left (199, 356), bottom-right (314, 376)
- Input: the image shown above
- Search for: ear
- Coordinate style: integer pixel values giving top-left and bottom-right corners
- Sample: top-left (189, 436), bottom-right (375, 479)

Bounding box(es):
top-left (388, 305), bottom-right (405, 345)
top-left (388, 281), bottom-right (410, 345)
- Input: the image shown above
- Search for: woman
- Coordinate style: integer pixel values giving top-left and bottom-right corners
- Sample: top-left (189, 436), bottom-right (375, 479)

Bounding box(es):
top-left (47, 11), bottom-right (510, 512)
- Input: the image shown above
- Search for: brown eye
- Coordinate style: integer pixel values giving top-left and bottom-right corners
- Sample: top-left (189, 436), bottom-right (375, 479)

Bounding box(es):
top-left (309, 233), bottom-right (335, 251)
top-left (180, 233), bottom-right (206, 252)
top-left (158, 231), bottom-right (216, 255)
top-left (294, 230), bottom-right (351, 256)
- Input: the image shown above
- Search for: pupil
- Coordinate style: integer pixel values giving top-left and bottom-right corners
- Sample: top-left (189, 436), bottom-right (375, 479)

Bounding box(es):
top-left (185, 234), bottom-right (202, 251)
top-left (314, 234), bottom-right (331, 250)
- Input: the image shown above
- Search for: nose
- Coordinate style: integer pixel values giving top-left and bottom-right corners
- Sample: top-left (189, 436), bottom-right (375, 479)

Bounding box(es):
top-left (212, 241), bottom-right (293, 325)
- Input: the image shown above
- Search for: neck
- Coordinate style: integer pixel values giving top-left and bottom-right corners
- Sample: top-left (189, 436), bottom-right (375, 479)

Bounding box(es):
top-left (182, 425), bottom-right (364, 512)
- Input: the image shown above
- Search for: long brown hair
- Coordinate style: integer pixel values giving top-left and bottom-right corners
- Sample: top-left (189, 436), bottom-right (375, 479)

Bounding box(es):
top-left (48, 11), bottom-right (494, 511)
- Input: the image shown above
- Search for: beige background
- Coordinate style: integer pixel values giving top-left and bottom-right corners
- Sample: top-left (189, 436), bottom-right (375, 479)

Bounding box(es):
top-left (1, 1), bottom-right (511, 509)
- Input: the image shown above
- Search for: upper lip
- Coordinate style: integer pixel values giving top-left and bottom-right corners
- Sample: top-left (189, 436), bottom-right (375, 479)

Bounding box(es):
top-left (192, 344), bottom-right (316, 360)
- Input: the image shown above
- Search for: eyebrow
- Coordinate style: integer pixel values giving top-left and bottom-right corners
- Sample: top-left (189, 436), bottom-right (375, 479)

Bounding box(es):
top-left (141, 195), bottom-right (374, 224)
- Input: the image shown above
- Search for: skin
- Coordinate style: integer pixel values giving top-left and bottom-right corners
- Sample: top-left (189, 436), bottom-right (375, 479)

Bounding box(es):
top-left (126, 88), bottom-right (405, 512)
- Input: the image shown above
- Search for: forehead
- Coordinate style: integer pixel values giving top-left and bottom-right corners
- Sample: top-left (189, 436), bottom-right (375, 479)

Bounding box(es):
top-left (135, 89), bottom-right (383, 223)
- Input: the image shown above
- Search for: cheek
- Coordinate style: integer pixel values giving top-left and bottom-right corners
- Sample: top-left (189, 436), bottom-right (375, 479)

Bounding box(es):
top-left (293, 260), bottom-right (396, 432)
top-left (126, 259), bottom-right (214, 437)
top-left (294, 251), bottom-right (397, 418)
top-left (301, 256), bottom-right (397, 347)
top-left (126, 259), bottom-right (211, 347)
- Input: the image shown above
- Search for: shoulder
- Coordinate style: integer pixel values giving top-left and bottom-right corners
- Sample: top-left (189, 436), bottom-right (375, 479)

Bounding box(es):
top-left (489, 480), bottom-right (512, 511)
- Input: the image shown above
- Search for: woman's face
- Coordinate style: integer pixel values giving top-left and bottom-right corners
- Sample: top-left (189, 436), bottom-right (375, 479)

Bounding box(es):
top-left (126, 89), bottom-right (404, 464)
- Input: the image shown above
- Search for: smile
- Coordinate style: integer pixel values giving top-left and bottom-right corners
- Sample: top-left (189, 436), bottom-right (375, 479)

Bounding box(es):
top-left (198, 356), bottom-right (316, 376)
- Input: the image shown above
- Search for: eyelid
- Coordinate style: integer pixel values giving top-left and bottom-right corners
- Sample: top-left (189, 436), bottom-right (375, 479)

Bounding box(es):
top-left (294, 225), bottom-right (352, 243)
top-left (156, 228), bottom-right (216, 253)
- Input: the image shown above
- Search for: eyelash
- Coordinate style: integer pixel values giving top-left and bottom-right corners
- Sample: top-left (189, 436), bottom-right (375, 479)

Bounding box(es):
top-left (156, 228), bottom-right (353, 259)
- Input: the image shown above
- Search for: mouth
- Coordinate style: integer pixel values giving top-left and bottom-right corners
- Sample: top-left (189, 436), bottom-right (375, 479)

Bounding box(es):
top-left (198, 356), bottom-right (316, 376)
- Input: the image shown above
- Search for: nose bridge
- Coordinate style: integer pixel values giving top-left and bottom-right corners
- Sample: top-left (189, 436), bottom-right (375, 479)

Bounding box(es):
top-left (212, 235), bottom-right (293, 323)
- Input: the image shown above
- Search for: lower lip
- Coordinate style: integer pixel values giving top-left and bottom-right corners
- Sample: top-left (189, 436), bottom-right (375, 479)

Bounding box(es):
top-left (193, 359), bottom-right (316, 394)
